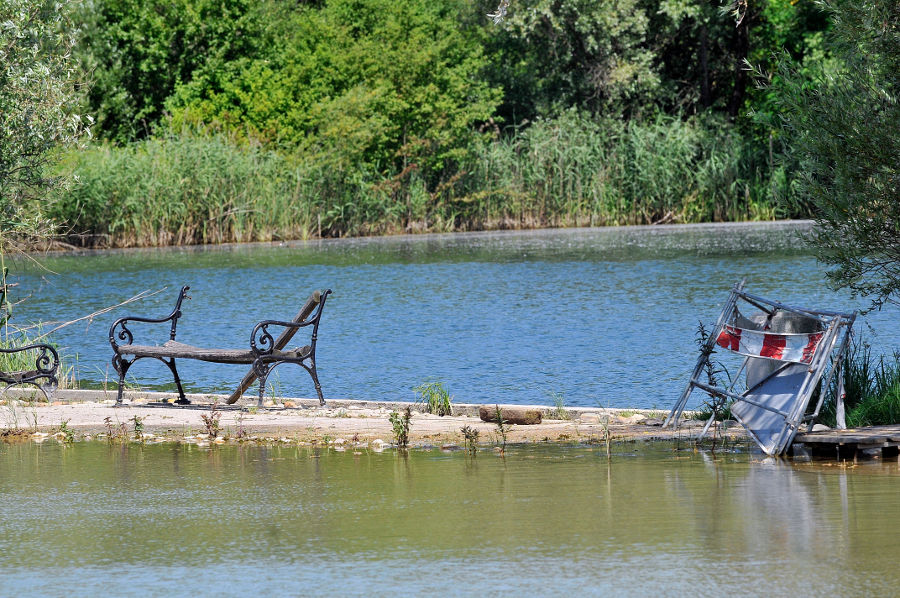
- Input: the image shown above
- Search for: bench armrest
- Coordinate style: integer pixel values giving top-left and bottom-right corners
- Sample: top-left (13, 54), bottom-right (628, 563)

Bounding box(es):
top-left (109, 285), bottom-right (190, 351)
top-left (0, 343), bottom-right (60, 387)
top-left (249, 289), bottom-right (331, 356)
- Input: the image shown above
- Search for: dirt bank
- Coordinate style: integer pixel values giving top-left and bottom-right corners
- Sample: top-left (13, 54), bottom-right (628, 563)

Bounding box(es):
top-left (0, 388), bottom-right (747, 447)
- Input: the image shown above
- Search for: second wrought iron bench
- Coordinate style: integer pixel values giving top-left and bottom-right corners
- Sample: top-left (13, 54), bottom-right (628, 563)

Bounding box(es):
top-left (0, 342), bottom-right (60, 401)
top-left (109, 286), bottom-right (331, 407)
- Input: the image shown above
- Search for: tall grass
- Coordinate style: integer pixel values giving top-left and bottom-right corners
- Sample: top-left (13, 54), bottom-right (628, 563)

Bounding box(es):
top-left (819, 339), bottom-right (900, 427)
top-left (51, 114), bottom-right (792, 248)
top-left (455, 112), bottom-right (785, 228)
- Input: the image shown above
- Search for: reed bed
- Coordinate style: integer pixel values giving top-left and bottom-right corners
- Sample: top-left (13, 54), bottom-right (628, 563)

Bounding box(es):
top-left (52, 115), bottom-right (790, 247)
top-left (819, 339), bottom-right (900, 427)
top-left (455, 113), bottom-right (784, 228)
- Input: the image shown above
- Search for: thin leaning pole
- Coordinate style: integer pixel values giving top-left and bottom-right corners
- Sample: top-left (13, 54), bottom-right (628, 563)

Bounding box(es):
top-left (664, 279), bottom-right (744, 428)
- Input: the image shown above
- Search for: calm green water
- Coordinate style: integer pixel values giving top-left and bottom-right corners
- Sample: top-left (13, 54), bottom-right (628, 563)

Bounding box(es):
top-left (2, 441), bottom-right (900, 596)
top-left (8, 222), bottom-right (900, 408)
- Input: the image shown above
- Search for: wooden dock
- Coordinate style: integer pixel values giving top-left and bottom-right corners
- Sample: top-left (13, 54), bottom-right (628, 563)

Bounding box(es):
top-left (792, 425), bottom-right (900, 460)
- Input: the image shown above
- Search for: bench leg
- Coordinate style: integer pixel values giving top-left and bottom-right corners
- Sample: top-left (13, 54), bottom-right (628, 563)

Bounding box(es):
top-left (163, 358), bottom-right (189, 404)
top-left (113, 355), bottom-right (132, 406)
top-left (307, 361), bottom-right (326, 407)
top-left (253, 360), bottom-right (325, 407)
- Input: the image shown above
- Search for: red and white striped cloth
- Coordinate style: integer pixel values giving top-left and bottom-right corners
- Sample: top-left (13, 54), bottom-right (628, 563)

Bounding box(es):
top-left (716, 325), bottom-right (823, 364)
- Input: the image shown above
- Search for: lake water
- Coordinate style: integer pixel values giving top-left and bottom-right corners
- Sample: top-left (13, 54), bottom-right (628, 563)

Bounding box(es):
top-left (3, 441), bottom-right (900, 596)
top-left (9, 222), bottom-right (899, 409)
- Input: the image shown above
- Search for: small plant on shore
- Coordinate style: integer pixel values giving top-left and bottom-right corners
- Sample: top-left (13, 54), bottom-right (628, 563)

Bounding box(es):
top-left (201, 403), bottom-right (222, 437)
top-left (103, 415), bottom-right (127, 442)
top-left (461, 425), bottom-right (479, 455)
top-left (389, 407), bottom-right (412, 448)
top-left (414, 380), bottom-right (452, 416)
top-left (494, 404), bottom-right (509, 453)
top-left (57, 419), bottom-right (75, 443)
top-left (548, 392), bottom-right (570, 420)
top-left (130, 415), bottom-right (144, 440)
top-left (234, 410), bottom-right (248, 440)
top-left (601, 414), bottom-right (611, 460)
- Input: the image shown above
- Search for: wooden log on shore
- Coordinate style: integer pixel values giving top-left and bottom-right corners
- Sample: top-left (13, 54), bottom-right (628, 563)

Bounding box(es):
top-left (479, 406), bottom-right (542, 425)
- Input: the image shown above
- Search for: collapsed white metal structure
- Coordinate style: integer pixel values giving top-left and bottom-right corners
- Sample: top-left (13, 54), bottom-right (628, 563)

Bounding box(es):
top-left (665, 281), bottom-right (856, 456)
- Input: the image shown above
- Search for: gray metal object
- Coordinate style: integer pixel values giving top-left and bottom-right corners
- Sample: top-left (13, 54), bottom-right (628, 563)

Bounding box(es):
top-left (665, 282), bottom-right (856, 455)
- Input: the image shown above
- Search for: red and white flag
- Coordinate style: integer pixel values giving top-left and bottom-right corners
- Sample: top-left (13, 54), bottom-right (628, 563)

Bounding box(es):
top-left (716, 325), bottom-right (822, 364)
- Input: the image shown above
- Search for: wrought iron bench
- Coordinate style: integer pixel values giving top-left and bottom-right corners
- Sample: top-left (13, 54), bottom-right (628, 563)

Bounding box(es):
top-left (0, 343), bottom-right (60, 401)
top-left (109, 286), bottom-right (331, 407)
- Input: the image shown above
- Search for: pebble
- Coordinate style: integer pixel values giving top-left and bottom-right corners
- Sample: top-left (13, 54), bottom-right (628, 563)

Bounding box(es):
top-left (620, 413), bottom-right (646, 424)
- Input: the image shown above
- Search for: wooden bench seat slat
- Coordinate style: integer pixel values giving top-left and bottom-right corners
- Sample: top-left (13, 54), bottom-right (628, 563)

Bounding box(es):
top-left (120, 340), bottom-right (311, 364)
top-left (0, 370), bottom-right (42, 384)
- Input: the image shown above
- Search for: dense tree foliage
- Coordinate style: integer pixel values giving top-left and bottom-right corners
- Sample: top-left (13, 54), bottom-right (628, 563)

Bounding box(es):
top-left (75, 0), bottom-right (831, 143)
top-left (0, 0), bottom-right (89, 247)
top-left (768, 0), bottom-right (900, 309)
top-left (164, 0), bottom-right (500, 178)
top-left (56, 0), bottom-right (843, 244)
top-left (76, 0), bottom-right (264, 142)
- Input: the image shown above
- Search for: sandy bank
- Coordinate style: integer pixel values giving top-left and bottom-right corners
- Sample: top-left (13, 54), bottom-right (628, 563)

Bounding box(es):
top-left (0, 388), bottom-right (747, 447)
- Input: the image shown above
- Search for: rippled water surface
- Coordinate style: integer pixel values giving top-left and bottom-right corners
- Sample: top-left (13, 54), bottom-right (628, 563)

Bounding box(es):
top-left (3, 442), bottom-right (900, 596)
top-left (9, 222), bottom-right (899, 408)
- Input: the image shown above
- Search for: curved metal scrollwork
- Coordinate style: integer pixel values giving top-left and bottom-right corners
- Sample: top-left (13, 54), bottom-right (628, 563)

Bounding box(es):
top-left (111, 322), bottom-right (134, 349)
top-left (0, 343), bottom-right (60, 398)
top-left (251, 323), bottom-right (276, 356)
top-left (35, 345), bottom-right (57, 377)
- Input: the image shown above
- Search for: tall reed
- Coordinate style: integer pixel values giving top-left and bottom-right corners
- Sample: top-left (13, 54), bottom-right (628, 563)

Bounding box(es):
top-left (51, 115), bottom-right (792, 248)
top-left (819, 339), bottom-right (900, 427)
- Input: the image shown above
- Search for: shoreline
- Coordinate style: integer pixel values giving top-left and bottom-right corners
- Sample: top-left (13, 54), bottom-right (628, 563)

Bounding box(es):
top-left (32, 219), bottom-right (812, 255)
top-left (0, 388), bottom-right (747, 448)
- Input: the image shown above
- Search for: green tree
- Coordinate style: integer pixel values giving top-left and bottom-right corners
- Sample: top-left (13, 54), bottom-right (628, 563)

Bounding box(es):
top-left (75, 0), bottom-right (264, 142)
top-left (769, 0), bottom-right (900, 309)
top-left (166, 0), bottom-right (501, 180)
top-left (487, 0), bottom-right (660, 119)
top-left (0, 0), bottom-right (90, 249)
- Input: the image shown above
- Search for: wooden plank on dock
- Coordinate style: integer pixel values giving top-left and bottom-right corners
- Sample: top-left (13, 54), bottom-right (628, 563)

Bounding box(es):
top-left (794, 424), bottom-right (900, 446)
top-left (792, 424), bottom-right (900, 460)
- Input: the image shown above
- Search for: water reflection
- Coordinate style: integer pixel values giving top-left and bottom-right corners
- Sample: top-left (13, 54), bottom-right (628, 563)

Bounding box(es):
top-left (2, 442), bottom-right (900, 595)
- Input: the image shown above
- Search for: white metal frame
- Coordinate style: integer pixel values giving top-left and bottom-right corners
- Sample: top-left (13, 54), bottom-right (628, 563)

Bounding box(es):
top-left (664, 281), bottom-right (856, 455)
